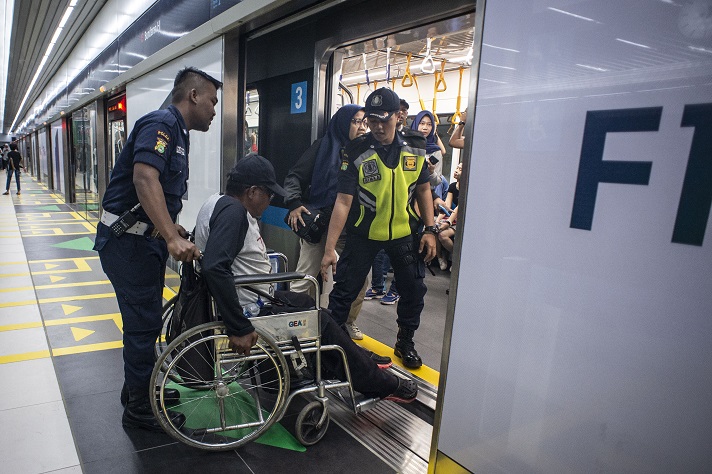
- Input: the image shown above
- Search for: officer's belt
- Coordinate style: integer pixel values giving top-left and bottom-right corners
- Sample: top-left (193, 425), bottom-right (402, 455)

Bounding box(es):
top-left (101, 210), bottom-right (159, 238)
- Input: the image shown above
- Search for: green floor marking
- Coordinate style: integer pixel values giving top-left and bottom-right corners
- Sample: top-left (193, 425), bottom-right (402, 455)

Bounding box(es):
top-left (37, 205), bottom-right (61, 211)
top-left (52, 237), bottom-right (96, 251)
top-left (169, 382), bottom-right (305, 452)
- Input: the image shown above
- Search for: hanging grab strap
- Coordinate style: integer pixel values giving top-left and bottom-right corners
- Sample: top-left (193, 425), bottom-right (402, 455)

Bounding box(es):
top-left (449, 66), bottom-right (465, 124)
top-left (434, 60), bottom-right (447, 92)
top-left (401, 53), bottom-right (415, 87)
top-left (385, 47), bottom-right (392, 84)
top-left (412, 75), bottom-right (426, 112)
top-left (420, 38), bottom-right (436, 74)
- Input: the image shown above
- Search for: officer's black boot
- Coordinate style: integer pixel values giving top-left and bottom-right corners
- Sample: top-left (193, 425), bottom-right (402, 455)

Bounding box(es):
top-left (120, 382), bottom-right (181, 406)
top-left (394, 326), bottom-right (422, 369)
top-left (122, 385), bottom-right (185, 432)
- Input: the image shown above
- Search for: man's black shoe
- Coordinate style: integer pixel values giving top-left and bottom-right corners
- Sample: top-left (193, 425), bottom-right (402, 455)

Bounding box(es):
top-left (120, 383), bottom-right (180, 406)
top-left (122, 394), bottom-right (185, 432)
top-left (393, 345), bottom-right (423, 369)
top-left (384, 377), bottom-right (418, 403)
top-left (367, 351), bottom-right (392, 369)
top-left (394, 326), bottom-right (423, 369)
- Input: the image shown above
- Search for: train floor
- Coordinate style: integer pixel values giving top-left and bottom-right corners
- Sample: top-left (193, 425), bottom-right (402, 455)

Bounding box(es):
top-left (0, 175), bottom-right (452, 473)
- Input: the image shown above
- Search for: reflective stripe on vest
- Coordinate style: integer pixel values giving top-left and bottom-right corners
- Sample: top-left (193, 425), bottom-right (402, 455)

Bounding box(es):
top-left (353, 146), bottom-right (425, 240)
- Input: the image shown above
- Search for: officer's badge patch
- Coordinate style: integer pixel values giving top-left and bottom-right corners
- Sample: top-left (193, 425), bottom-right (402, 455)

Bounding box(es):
top-left (157, 130), bottom-right (170, 142)
top-left (340, 159), bottom-right (349, 171)
top-left (403, 155), bottom-right (417, 171)
top-left (371, 95), bottom-right (382, 106)
top-left (155, 138), bottom-right (167, 154)
top-left (362, 159), bottom-right (381, 183)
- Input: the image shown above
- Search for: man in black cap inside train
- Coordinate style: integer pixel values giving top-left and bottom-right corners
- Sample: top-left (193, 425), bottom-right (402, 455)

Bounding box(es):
top-left (94, 67), bottom-right (222, 431)
top-left (320, 87), bottom-right (438, 369)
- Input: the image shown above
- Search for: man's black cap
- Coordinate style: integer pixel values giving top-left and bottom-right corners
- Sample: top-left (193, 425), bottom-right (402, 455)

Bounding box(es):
top-left (364, 87), bottom-right (400, 122)
top-left (231, 154), bottom-right (287, 197)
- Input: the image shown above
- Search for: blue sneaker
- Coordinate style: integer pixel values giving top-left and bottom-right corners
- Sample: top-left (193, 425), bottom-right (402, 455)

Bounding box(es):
top-left (380, 290), bottom-right (400, 305)
top-left (364, 288), bottom-right (386, 300)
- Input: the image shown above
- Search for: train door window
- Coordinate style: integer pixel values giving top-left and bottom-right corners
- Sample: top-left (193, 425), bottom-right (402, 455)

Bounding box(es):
top-left (244, 88), bottom-right (259, 155)
top-left (107, 94), bottom-right (127, 178)
top-left (333, 16), bottom-right (475, 183)
top-left (70, 103), bottom-right (99, 220)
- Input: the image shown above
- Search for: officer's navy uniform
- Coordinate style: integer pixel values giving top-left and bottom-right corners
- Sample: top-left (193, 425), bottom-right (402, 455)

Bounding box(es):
top-left (94, 104), bottom-right (189, 392)
top-left (328, 129), bottom-right (429, 333)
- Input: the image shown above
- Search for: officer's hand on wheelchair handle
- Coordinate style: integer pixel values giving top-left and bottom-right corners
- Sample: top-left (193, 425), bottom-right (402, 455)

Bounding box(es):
top-left (320, 249), bottom-right (338, 282)
top-left (420, 233), bottom-right (437, 263)
top-left (288, 206), bottom-right (310, 231)
top-left (229, 331), bottom-right (259, 355)
top-left (167, 235), bottom-right (202, 262)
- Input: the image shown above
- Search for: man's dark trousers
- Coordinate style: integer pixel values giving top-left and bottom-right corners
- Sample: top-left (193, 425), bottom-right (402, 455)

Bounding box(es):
top-left (97, 223), bottom-right (168, 391)
top-left (327, 233), bottom-right (426, 331)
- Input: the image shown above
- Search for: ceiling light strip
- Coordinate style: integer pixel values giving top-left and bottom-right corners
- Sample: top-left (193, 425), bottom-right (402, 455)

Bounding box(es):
top-left (9, 1), bottom-right (78, 133)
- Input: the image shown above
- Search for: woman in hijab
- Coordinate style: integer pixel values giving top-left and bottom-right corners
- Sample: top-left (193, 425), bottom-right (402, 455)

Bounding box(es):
top-left (283, 105), bottom-right (373, 340)
top-left (411, 110), bottom-right (446, 188)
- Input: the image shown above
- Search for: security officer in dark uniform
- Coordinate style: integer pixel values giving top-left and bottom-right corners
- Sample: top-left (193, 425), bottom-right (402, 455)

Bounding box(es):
top-left (321, 87), bottom-right (437, 369)
top-left (94, 67), bottom-right (222, 431)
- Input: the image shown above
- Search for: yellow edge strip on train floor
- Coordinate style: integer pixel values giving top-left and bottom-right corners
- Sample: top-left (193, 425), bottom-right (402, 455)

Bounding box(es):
top-left (355, 335), bottom-right (440, 387)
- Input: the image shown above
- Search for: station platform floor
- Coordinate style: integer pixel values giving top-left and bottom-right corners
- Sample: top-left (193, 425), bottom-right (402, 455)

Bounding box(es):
top-left (0, 175), bottom-right (451, 473)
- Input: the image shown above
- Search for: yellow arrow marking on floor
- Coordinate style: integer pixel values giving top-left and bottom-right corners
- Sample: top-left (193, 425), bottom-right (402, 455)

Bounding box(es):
top-left (70, 327), bottom-right (95, 341)
top-left (62, 304), bottom-right (82, 315)
top-left (45, 264), bottom-right (60, 270)
top-left (50, 276), bottom-right (65, 283)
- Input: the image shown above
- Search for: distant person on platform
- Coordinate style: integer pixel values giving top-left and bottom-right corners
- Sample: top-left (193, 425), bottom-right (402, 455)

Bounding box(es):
top-left (3, 144), bottom-right (24, 195)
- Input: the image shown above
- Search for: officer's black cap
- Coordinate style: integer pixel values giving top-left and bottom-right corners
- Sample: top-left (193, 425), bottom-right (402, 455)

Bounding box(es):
top-left (364, 87), bottom-right (400, 122)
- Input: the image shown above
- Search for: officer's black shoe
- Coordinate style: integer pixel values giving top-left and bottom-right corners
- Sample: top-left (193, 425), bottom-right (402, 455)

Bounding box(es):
top-left (122, 389), bottom-right (185, 432)
top-left (120, 383), bottom-right (180, 406)
top-left (394, 327), bottom-right (423, 369)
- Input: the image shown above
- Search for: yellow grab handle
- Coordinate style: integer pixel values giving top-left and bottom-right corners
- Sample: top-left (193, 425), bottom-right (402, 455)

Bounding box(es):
top-left (401, 53), bottom-right (415, 87)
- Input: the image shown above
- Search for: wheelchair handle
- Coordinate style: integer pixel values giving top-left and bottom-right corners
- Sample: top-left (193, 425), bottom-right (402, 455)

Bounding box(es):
top-left (233, 272), bottom-right (306, 285)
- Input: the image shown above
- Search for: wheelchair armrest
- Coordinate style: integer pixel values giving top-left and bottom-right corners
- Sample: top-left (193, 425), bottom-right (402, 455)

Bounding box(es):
top-left (233, 272), bottom-right (307, 286)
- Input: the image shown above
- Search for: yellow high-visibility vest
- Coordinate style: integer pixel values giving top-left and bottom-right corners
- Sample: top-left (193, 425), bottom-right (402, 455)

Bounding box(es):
top-left (351, 144), bottom-right (426, 241)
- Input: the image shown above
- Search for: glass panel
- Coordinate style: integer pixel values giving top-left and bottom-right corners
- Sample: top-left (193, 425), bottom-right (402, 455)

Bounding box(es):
top-left (245, 88), bottom-right (259, 155)
top-left (51, 120), bottom-right (65, 194)
top-left (85, 103), bottom-right (99, 220)
top-left (109, 119), bottom-right (125, 178)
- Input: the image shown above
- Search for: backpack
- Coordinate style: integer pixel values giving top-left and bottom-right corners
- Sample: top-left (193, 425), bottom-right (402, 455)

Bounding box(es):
top-left (167, 259), bottom-right (216, 387)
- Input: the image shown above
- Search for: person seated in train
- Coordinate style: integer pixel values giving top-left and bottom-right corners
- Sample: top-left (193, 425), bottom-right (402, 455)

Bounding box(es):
top-left (195, 155), bottom-right (418, 403)
top-left (283, 104), bottom-right (381, 345)
top-left (435, 162), bottom-right (462, 267)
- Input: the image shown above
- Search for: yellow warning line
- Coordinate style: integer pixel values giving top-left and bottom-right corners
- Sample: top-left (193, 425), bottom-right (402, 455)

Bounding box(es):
top-left (0, 280), bottom-right (112, 293)
top-left (22, 232), bottom-right (95, 237)
top-left (0, 350), bottom-right (51, 364)
top-left (29, 256), bottom-right (99, 263)
top-left (0, 292), bottom-right (116, 308)
top-left (52, 340), bottom-right (124, 356)
top-left (0, 321), bottom-right (44, 331)
top-left (355, 335), bottom-right (440, 387)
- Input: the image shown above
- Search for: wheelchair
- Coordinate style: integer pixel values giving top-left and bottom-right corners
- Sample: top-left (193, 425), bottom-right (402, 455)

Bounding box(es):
top-left (150, 259), bottom-right (374, 451)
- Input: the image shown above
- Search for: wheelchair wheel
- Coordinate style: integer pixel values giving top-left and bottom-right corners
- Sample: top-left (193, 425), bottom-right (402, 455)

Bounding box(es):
top-left (295, 400), bottom-right (330, 446)
top-left (151, 322), bottom-right (291, 451)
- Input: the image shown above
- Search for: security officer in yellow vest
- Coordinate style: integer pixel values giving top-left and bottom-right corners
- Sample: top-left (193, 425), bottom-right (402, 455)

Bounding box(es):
top-left (321, 87), bottom-right (437, 369)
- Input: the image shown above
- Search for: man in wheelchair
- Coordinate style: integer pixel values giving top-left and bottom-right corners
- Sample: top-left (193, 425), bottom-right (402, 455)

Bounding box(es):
top-left (194, 155), bottom-right (418, 403)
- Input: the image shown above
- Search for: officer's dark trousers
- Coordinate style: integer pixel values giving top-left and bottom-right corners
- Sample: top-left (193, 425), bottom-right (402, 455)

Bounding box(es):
top-left (96, 224), bottom-right (168, 392)
top-left (268, 291), bottom-right (399, 398)
top-left (328, 233), bottom-right (426, 331)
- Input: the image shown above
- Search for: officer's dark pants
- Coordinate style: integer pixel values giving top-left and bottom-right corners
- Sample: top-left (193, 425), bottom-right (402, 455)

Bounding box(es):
top-left (328, 233), bottom-right (426, 331)
top-left (269, 290), bottom-right (399, 398)
top-left (95, 223), bottom-right (167, 392)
